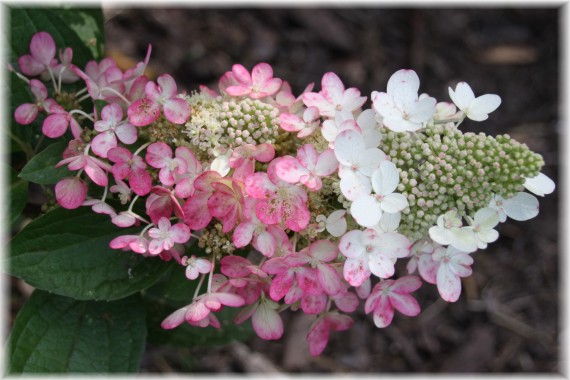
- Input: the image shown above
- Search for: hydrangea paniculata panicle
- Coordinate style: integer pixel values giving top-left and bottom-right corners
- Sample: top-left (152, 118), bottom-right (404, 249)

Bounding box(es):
top-left (13, 31), bottom-right (555, 356)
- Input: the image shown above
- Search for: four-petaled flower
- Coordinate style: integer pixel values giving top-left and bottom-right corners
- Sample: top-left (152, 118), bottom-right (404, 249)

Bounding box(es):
top-left (372, 69), bottom-right (436, 132)
top-left (92, 103), bottom-right (137, 158)
top-left (364, 275), bottom-right (422, 328)
top-left (224, 63), bottom-right (283, 99)
top-left (303, 72), bottom-right (367, 118)
top-left (128, 74), bottom-right (191, 126)
top-left (448, 81), bottom-right (501, 121)
top-left (147, 217), bottom-right (191, 255)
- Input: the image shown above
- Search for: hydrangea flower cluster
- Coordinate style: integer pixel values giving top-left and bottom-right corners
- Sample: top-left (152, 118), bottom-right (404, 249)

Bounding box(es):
top-left (13, 32), bottom-right (555, 356)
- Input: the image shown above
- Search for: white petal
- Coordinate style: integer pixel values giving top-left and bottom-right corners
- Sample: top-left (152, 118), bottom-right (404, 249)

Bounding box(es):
top-left (524, 173), bottom-right (555, 196)
top-left (448, 82), bottom-right (475, 111)
top-left (449, 228), bottom-right (478, 253)
top-left (211, 154), bottom-right (231, 177)
top-left (378, 212), bottom-right (401, 233)
top-left (351, 195), bottom-right (382, 228)
top-left (380, 193), bottom-right (408, 213)
top-left (503, 192), bottom-right (539, 221)
top-left (334, 129), bottom-right (365, 166)
top-left (339, 171), bottom-right (371, 201)
top-left (357, 148), bottom-right (387, 177)
top-left (409, 96), bottom-right (436, 123)
top-left (326, 210), bottom-right (347, 237)
top-left (387, 69), bottom-right (420, 97)
top-left (436, 263), bottom-right (462, 302)
top-left (375, 231), bottom-right (411, 258)
top-left (468, 94), bottom-right (501, 119)
top-left (473, 207), bottom-right (499, 230)
top-left (477, 228), bottom-right (499, 244)
top-left (368, 256), bottom-right (395, 279)
top-left (429, 226), bottom-right (452, 246)
top-left (338, 230), bottom-right (365, 259)
top-left (371, 160), bottom-right (399, 196)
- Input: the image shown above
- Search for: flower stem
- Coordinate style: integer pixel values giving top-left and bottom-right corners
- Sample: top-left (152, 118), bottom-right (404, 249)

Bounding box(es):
top-left (193, 273), bottom-right (206, 300)
top-left (69, 109), bottom-right (95, 122)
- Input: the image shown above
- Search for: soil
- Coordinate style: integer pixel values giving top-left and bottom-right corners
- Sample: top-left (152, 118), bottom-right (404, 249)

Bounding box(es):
top-left (11, 6), bottom-right (562, 374)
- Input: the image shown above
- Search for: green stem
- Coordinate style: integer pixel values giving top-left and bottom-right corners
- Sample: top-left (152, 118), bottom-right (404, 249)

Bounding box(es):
top-left (9, 129), bottom-right (33, 160)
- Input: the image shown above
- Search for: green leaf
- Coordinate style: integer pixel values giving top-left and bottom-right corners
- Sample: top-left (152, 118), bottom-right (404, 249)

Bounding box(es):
top-left (8, 207), bottom-right (169, 301)
top-left (8, 291), bottom-right (146, 373)
top-left (19, 141), bottom-right (72, 184)
top-left (49, 8), bottom-right (105, 60)
top-left (9, 166), bottom-right (29, 225)
top-left (144, 297), bottom-right (253, 348)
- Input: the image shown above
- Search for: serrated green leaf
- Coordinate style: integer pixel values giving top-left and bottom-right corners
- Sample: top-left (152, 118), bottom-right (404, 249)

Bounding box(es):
top-left (19, 141), bottom-right (72, 184)
top-left (8, 207), bottom-right (169, 301)
top-left (9, 166), bottom-right (29, 225)
top-left (8, 291), bottom-right (146, 373)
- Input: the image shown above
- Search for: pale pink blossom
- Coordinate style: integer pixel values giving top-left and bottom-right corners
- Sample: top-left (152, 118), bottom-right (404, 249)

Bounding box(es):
top-left (109, 234), bottom-right (149, 255)
top-left (229, 143), bottom-right (275, 181)
top-left (55, 177), bottom-right (88, 209)
top-left (182, 255), bottom-right (212, 280)
top-left (303, 72), bottom-right (366, 118)
top-left (283, 240), bottom-right (343, 296)
top-left (307, 312), bottom-right (353, 356)
top-left (52, 47), bottom-right (79, 83)
top-left (232, 198), bottom-right (289, 257)
top-left (173, 147), bottom-right (202, 198)
top-left (92, 103), bottom-right (137, 158)
top-left (147, 217), bottom-right (191, 255)
top-left (406, 239), bottom-right (441, 284)
top-left (82, 198), bottom-right (116, 216)
top-left (145, 142), bottom-right (188, 187)
top-left (182, 171), bottom-right (222, 230)
top-left (433, 246), bottom-right (473, 302)
top-left (338, 228), bottom-right (411, 286)
top-left (161, 292), bottom-right (245, 330)
top-left (245, 161), bottom-right (310, 232)
top-left (42, 105), bottom-right (82, 139)
top-left (146, 186), bottom-right (184, 224)
top-left (274, 144), bottom-right (338, 191)
top-left (234, 296), bottom-right (284, 340)
top-left (208, 178), bottom-right (246, 233)
top-left (128, 74), bottom-right (190, 126)
top-left (279, 106), bottom-right (321, 138)
top-left (72, 61), bottom-right (125, 103)
top-left (225, 63), bottom-right (282, 99)
top-left (18, 32), bottom-right (56, 77)
top-left (108, 147), bottom-right (152, 196)
top-left (364, 275), bottom-right (422, 328)
top-left (262, 256), bottom-right (322, 303)
top-left (109, 179), bottom-right (132, 204)
top-left (14, 80), bottom-right (56, 125)
top-left (55, 141), bottom-right (112, 187)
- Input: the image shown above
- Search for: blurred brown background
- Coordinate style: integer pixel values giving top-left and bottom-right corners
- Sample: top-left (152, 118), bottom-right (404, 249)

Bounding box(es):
top-left (100, 7), bottom-right (559, 373)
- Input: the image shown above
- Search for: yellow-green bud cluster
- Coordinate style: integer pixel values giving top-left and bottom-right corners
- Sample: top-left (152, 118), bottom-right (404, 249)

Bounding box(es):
top-left (197, 223), bottom-right (236, 258)
top-left (182, 93), bottom-right (280, 160)
top-left (379, 123), bottom-right (544, 240)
